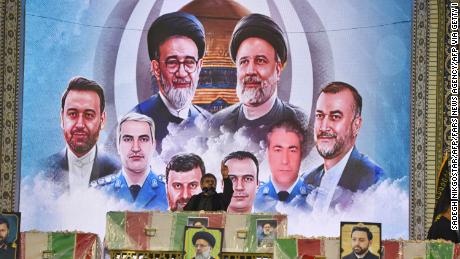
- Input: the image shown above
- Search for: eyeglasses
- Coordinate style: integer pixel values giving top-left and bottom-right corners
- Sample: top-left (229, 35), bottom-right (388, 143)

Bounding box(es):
top-left (160, 57), bottom-right (199, 73)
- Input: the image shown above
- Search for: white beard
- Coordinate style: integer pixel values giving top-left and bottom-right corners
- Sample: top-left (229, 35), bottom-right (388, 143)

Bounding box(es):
top-left (195, 250), bottom-right (211, 259)
top-left (236, 75), bottom-right (277, 106)
top-left (160, 74), bottom-right (196, 109)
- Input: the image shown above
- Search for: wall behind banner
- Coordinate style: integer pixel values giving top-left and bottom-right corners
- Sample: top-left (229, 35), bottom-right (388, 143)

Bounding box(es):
top-left (20, 0), bottom-right (412, 238)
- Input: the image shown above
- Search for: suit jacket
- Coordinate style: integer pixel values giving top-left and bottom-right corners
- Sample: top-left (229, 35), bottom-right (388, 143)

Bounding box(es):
top-left (254, 179), bottom-right (311, 212)
top-left (133, 94), bottom-right (210, 151)
top-left (342, 251), bottom-right (379, 259)
top-left (209, 97), bottom-right (308, 143)
top-left (184, 178), bottom-right (234, 211)
top-left (102, 170), bottom-right (167, 211)
top-left (43, 147), bottom-right (121, 191)
top-left (0, 243), bottom-right (15, 258)
top-left (303, 147), bottom-right (383, 209)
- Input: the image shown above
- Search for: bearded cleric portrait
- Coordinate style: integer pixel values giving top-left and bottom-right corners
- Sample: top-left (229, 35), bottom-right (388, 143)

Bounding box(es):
top-left (304, 82), bottom-right (384, 212)
top-left (132, 11), bottom-right (210, 151)
top-left (42, 77), bottom-right (120, 192)
top-left (191, 231), bottom-right (216, 259)
top-left (209, 13), bottom-right (308, 143)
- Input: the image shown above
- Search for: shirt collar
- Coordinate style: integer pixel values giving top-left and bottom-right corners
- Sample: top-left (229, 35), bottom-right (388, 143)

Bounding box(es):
top-left (67, 145), bottom-right (96, 168)
top-left (354, 250), bottom-right (370, 258)
top-left (159, 91), bottom-right (191, 119)
top-left (324, 147), bottom-right (354, 175)
top-left (122, 168), bottom-right (149, 187)
top-left (272, 176), bottom-right (299, 194)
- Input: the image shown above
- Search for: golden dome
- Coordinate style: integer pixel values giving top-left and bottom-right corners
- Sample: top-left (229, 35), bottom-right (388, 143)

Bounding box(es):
top-left (180, 0), bottom-right (250, 68)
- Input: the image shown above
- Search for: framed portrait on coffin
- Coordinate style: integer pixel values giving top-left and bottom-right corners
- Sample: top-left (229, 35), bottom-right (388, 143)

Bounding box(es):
top-left (340, 222), bottom-right (381, 259)
top-left (183, 226), bottom-right (223, 259)
top-left (0, 213), bottom-right (20, 259)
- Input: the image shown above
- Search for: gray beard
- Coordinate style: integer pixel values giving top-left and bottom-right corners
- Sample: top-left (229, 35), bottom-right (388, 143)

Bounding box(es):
top-left (195, 250), bottom-right (210, 259)
top-left (315, 127), bottom-right (354, 159)
top-left (160, 74), bottom-right (196, 109)
top-left (316, 137), bottom-right (345, 159)
top-left (236, 77), bottom-right (277, 107)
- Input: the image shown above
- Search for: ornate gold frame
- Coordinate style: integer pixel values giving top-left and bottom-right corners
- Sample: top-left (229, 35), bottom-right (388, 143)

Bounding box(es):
top-left (0, 0), bottom-right (450, 239)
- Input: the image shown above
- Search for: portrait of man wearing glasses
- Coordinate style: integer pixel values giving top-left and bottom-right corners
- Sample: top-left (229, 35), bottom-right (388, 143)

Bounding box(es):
top-left (132, 12), bottom-right (210, 150)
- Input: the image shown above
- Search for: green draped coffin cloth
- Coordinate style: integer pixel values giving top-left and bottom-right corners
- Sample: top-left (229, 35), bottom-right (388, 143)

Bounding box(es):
top-left (105, 211), bottom-right (287, 253)
top-left (19, 231), bottom-right (100, 259)
top-left (275, 238), bottom-right (458, 258)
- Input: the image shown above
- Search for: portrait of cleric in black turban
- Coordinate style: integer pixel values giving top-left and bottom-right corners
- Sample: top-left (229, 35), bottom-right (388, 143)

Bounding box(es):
top-left (209, 13), bottom-right (308, 145)
top-left (183, 227), bottom-right (223, 259)
top-left (130, 11), bottom-right (211, 153)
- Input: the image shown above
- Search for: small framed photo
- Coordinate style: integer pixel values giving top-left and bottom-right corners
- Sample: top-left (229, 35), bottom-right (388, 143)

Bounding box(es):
top-left (340, 222), bottom-right (381, 259)
top-left (256, 219), bottom-right (277, 248)
top-left (0, 212), bottom-right (20, 259)
top-left (183, 226), bottom-right (223, 259)
top-left (187, 217), bottom-right (209, 228)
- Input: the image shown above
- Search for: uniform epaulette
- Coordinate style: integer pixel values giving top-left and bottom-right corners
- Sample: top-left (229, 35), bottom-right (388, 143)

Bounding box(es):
top-left (259, 181), bottom-right (270, 195)
top-left (90, 173), bottom-right (119, 188)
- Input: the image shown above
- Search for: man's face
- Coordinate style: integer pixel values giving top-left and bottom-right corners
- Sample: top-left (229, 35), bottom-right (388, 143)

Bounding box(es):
top-left (152, 36), bottom-right (202, 110)
top-left (200, 176), bottom-right (216, 190)
top-left (0, 223), bottom-right (8, 244)
top-left (61, 90), bottom-right (105, 157)
top-left (193, 221), bottom-right (204, 228)
top-left (118, 120), bottom-right (155, 175)
top-left (194, 239), bottom-right (211, 258)
top-left (167, 167), bottom-right (202, 211)
top-left (267, 128), bottom-right (302, 190)
top-left (235, 37), bottom-right (281, 107)
top-left (227, 158), bottom-right (259, 213)
top-left (314, 90), bottom-right (361, 160)
top-left (351, 230), bottom-right (371, 256)
top-left (263, 223), bottom-right (273, 235)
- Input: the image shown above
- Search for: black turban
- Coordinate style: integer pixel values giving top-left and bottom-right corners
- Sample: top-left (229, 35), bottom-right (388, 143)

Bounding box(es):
top-left (230, 13), bottom-right (287, 65)
top-left (192, 231), bottom-right (216, 248)
top-left (147, 12), bottom-right (206, 60)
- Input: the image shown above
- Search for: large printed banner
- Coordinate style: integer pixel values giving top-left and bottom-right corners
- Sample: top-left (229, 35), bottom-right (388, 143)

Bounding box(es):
top-left (20, 0), bottom-right (411, 239)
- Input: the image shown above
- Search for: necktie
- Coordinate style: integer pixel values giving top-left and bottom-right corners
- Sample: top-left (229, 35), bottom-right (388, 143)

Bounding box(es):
top-left (129, 185), bottom-right (141, 200)
top-left (277, 191), bottom-right (289, 202)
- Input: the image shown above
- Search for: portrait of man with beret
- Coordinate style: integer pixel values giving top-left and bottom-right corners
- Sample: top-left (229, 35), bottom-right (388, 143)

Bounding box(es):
top-left (132, 11), bottom-right (210, 151)
top-left (210, 13), bottom-right (308, 144)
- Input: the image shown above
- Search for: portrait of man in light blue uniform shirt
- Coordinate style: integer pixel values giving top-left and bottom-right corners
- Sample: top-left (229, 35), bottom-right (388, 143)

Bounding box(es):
top-left (254, 119), bottom-right (310, 212)
top-left (100, 112), bottom-right (167, 210)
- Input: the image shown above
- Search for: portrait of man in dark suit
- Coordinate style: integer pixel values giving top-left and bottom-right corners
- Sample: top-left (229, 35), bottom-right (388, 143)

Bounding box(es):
top-left (304, 82), bottom-right (384, 211)
top-left (0, 215), bottom-right (18, 259)
top-left (342, 225), bottom-right (379, 259)
top-left (42, 76), bottom-right (120, 192)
